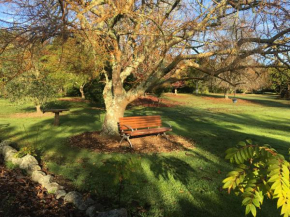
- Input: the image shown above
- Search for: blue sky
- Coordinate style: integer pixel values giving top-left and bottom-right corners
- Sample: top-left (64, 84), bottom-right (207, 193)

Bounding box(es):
top-left (0, 3), bottom-right (15, 28)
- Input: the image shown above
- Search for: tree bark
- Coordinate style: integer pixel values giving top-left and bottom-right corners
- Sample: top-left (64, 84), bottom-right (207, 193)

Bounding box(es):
top-left (101, 78), bottom-right (133, 136)
top-left (80, 85), bottom-right (85, 99)
top-left (224, 89), bottom-right (229, 99)
top-left (101, 96), bottom-right (129, 136)
top-left (100, 75), bottom-right (146, 136)
top-left (195, 82), bottom-right (199, 95)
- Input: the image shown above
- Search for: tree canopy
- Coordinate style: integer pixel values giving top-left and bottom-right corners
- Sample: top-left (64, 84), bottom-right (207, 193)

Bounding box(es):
top-left (0, 0), bottom-right (289, 135)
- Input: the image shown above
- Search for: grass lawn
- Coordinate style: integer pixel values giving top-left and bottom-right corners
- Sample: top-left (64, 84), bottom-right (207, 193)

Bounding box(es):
top-left (0, 94), bottom-right (289, 217)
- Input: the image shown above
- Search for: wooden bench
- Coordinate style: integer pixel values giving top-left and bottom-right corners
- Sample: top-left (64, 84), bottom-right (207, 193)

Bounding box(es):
top-left (118, 115), bottom-right (172, 148)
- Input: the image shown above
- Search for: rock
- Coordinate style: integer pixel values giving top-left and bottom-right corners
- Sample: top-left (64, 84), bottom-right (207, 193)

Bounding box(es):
top-left (86, 204), bottom-right (104, 217)
top-left (0, 140), bottom-right (13, 149)
top-left (27, 164), bottom-right (41, 175)
top-left (44, 182), bottom-right (61, 193)
top-left (10, 156), bottom-right (24, 166)
top-left (19, 154), bottom-right (38, 170)
top-left (97, 208), bottom-right (127, 217)
top-left (64, 191), bottom-right (83, 204)
top-left (2, 146), bottom-right (17, 159)
top-left (56, 190), bottom-right (66, 199)
top-left (39, 175), bottom-right (53, 185)
top-left (0, 141), bottom-right (10, 153)
top-left (86, 205), bottom-right (97, 217)
top-left (78, 197), bottom-right (95, 211)
top-left (95, 203), bottom-right (105, 212)
top-left (31, 171), bottom-right (46, 183)
top-left (64, 191), bottom-right (94, 211)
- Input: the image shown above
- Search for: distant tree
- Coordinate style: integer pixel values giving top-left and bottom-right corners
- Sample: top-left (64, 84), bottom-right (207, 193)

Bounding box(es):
top-left (172, 81), bottom-right (185, 95)
top-left (269, 67), bottom-right (290, 98)
top-left (6, 72), bottom-right (58, 113)
top-left (209, 67), bottom-right (269, 98)
top-left (59, 36), bottom-right (107, 99)
top-left (2, 41), bottom-right (60, 112)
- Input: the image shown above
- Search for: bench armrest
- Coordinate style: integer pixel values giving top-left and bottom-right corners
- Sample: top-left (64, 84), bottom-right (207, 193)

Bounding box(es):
top-left (123, 125), bottom-right (134, 131)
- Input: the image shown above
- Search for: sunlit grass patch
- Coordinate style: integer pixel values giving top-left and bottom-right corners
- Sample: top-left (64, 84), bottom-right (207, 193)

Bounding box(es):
top-left (0, 94), bottom-right (289, 216)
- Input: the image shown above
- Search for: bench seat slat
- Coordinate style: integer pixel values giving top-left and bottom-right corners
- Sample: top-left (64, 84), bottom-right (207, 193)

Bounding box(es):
top-left (119, 118), bottom-right (161, 120)
top-left (119, 120), bottom-right (161, 125)
top-left (123, 127), bottom-right (172, 136)
top-left (119, 122), bottom-right (162, 130)
top-left (119, 115), bottom-right (160, 120)
top-left (119, 118), bottom-right (161, 121)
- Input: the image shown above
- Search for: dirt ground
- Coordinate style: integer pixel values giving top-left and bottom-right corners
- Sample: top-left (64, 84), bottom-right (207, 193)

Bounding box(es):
top-left (0, 157), bottom-right (85, 217)
top-left (69, 132), bottom-right (195, 153)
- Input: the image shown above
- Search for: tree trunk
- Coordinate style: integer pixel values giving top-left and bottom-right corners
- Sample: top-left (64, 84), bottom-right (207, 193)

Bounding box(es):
top-left (36, 105), bottom-right (41, 113)
top-left (101, 97), bottom-right (129, 136)
top-left (80, 85), bottom-right (85, 99)
top-left (195, 82), bottom-right (199, 95)
top-left (224, 89), bottom-right (229, 99)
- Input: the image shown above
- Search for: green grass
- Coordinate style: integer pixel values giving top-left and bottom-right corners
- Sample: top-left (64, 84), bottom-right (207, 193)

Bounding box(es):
top-left (0, 94), bottom-right (289, 217)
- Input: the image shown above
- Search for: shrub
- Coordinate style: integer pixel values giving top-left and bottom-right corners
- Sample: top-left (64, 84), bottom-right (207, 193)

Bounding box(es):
top-left (223, 140), bottom-right (290, 217)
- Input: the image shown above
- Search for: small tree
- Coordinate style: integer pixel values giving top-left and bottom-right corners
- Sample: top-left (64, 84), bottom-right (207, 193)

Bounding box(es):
top-left (172, 81), bottom-right (185, 95)
top-left (223, 140), bottom-right (290, 217)
top-left (269, 68), bottom-right (290, 98)
top-left (71, 74), bottom-right (90, 99)
top-left (6, 72), bottom-right (58, 113)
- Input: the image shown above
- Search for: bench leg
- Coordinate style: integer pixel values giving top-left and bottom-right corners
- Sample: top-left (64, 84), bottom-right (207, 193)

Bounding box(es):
top-left (119, 136), bottom-right (125, 145)
top-left (126, 137), bottom-right (133, 148)
top-left (120, 135), bottom-right (133, 148)
top-left (162, 132), bottom-right (168, 140)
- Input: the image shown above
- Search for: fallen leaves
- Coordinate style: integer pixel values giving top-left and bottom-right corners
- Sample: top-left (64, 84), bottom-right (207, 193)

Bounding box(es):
top-left (69, 132), bottom-right (194, 154)
top-left (0, 157), bottom-right (85, 217)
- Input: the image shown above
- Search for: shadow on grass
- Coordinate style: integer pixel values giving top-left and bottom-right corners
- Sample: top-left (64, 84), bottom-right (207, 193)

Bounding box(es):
top-left (129, 105), bottom-right (290, 155)
top-left (0, 124), bottom-right (16, 141)
top-left (204, 93), bottom-right (290, 108)
top-left (4, 100), bottom-right (288, 217)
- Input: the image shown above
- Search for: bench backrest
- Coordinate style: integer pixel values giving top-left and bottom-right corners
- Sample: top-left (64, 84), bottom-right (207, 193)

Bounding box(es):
top-left (119, 116), bottom-right (162, 131)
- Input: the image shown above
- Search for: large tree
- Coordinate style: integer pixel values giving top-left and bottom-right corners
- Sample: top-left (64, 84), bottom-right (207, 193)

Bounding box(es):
top-left (0, 0), bottom-right (289, 135)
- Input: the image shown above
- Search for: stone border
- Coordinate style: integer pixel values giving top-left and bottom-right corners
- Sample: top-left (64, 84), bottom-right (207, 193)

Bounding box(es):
top-left (0, 140), bottom-right (127, 217)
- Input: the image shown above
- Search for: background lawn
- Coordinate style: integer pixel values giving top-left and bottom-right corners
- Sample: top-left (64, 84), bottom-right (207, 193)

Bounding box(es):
top-left (0, 93), bottom-right (289, 217)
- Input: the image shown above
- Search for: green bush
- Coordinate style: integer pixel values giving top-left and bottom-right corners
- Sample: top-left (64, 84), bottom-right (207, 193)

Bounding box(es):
top-left (85, 79), bottom-right (105, 107)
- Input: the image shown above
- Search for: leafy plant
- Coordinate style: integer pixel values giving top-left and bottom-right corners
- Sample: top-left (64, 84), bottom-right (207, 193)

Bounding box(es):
top-left (223, 140), bottom-right (290, 217)
top-left (14, 125), bottom-right (37, 158)
top-left (14, 145), bottom-right (37, 158)
top-left (5, 161), bottom-right (18, 170)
